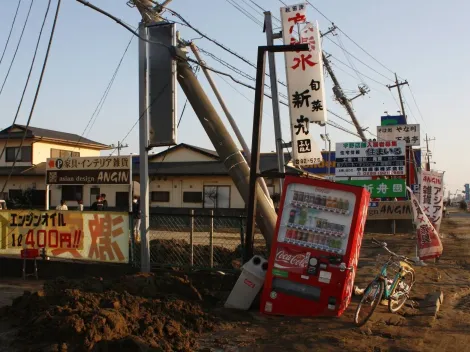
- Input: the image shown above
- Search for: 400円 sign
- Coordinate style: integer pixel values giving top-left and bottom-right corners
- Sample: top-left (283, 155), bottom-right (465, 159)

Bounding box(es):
top-left (335, 141), bottom-right (406, 177)
top-left (46, 156), bottom-right (131, 185)
top-left (0, 210), bottom-right (130, 263)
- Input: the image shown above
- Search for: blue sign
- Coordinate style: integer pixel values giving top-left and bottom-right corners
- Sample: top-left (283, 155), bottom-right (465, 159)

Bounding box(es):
top-left (411, 184), bottom-right (420, 193)
top-left (305, 151), bottom-right (335, 175)
top-left (465, 184), bottom-right (470, 201)
top-left (381, 115), bottom-right (407, 126)
top-left (369, 201), bottom-right (379, 208)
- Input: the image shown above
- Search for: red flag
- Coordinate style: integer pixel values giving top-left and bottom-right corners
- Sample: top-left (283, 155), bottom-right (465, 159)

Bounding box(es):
top-left (408, 187), bottom-right (443, 260)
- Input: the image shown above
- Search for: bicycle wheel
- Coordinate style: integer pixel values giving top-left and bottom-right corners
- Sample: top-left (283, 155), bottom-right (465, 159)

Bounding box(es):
top-left (354, 279), bottom-right (384, 327)
top-left (388, 270), bottom-right (415, 313)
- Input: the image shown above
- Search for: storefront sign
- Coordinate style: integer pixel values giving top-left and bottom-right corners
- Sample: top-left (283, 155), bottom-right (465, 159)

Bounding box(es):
top-left (377, 124), bottom-right (420, 146)
top-left (0, 211), bottom-right (129, 263)
top-left (420, 170), bottom-right (444, 231)
top-left (46, 156), bottom-right (132, 185)
top-left (335, 141), bottom-right (406, 177)
top-left (304, 151), bottom-right (336, 174)
top-left (338, 179), bottom-right (406, 198)
top-left (381, 115), bottom-right (406, 126)
top-left (367, 201), bottom-right (412, 220)
top-left (408, 187), bottom-right (443, 260)
top-left (281, 3), bottom-right (324, 167)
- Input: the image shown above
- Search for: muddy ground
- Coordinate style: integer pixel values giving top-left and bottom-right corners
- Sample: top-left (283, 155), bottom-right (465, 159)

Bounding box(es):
top-left (1, 215), bottom-right (470, 351)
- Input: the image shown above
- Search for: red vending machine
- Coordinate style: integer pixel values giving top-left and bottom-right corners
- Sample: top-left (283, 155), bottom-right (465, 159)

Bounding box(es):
top-left (261, 175), bottom-right (370, 317)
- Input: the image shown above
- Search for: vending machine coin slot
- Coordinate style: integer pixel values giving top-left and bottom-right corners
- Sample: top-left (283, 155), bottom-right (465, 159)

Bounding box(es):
top-left (307, 257), bottom-right (319, 275)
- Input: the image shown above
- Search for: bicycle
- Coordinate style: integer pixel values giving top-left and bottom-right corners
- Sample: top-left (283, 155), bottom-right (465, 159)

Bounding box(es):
top-left (354, 238), bottom-right (416, 327)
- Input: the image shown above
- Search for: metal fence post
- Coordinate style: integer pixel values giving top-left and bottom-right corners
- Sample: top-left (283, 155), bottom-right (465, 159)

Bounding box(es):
top-left (210, 210), bottom-right (214, 268)
top-left (190, 209), bottom-right (194, 268)
top-left (239, 216), bottom-right (245, 263)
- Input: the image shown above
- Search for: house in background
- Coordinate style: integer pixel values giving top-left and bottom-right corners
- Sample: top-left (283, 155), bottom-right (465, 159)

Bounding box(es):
top-left (0, 124), bottom-right (300, 212)
top-left (0, 124), bottom-right (110, 208)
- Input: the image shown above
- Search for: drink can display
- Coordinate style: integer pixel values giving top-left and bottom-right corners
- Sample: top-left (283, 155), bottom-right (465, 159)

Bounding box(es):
top-left (293, 191), bottom-right (299, 201)
top-left (297, 192), bottom-right (305, 202)
top-left (315, 194), bottom-right (322, 205)
top-left (343, 199), bottom-right (350, 211)
top-left (321, 195), bottom-right (327, 206)
top-left (298, 208), bottom-right (308, 225)
top-left (308, 233), bottom-right (315, 243)
top-left (288, 208), bottom-right (297, 223)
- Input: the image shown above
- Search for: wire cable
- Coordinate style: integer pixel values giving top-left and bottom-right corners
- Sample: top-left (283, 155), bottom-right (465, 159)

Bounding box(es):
top-left (306, 0), bottom-right (396, 76)
top-left (0, 0), bottom-right (53, 163)
top-left (224, 0), bottom-right (263, 27)
top-left (0, 0), bottom-right (34, 98)
top-left (85, 35), bottom-right (134, 138)
top-left (0, 0), bottom-right (23, 67)
top-left (407, 85), bottom-right (426, 123)
top-left (1, 0), bottom-right (61, 194)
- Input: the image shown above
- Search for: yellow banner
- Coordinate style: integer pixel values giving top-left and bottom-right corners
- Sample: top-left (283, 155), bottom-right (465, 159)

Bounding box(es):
top-left (367, 201), bottom-right (413, 220)
top-left (0, 210), bottom-right (129, 263)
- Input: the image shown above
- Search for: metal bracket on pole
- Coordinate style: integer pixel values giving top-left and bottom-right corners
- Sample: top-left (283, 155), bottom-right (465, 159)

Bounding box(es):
top-left (245, 43), bottom-right (310, 262)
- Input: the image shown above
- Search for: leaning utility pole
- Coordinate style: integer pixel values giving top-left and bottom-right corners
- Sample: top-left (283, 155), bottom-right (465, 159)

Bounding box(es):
top-left (322, 53), bottom-right (367, 142)
top-left (387, 73), bottom-right (408, 118)
top-left (424, 134), bottom-right (435, 172)
top-left (134, 0), bottom-right (277, 246)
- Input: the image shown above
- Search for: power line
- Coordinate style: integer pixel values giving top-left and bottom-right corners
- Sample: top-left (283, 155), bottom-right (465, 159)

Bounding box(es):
top-left (0, 0), bottom-right (23, 67)
top-left (85, 35), bottom-right (134, 138)
top-left (224, 0), bottom-right (263, 27)
top-left (0, 0), bottom-right (34, 98)
top-left (0, 0), bottom-right (53, 163)
top-left (1, 0), bottom-right (61, 194)
top-left (407, 85), bottom-right (426, 123)
top-left (305, 0), bottom-right (396, 75)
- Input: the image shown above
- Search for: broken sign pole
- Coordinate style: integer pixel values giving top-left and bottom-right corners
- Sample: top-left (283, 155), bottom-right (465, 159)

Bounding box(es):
top-left (189, 43), bottom-right (273, 204)
top-left (245, 43), bottom-right (310, 261)
top-left (173, 48), bottom-right (278, 249)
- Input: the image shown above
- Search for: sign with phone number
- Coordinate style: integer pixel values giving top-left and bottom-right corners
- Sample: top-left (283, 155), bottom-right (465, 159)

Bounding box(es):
top-left (0, 210), bottom-right (129, 263)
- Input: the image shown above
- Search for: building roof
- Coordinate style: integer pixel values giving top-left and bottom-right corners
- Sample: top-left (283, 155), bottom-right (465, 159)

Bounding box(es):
top-left (0, 124), bottom-right (108, 149)
top-left (149, 143), bottom-right (219, 161)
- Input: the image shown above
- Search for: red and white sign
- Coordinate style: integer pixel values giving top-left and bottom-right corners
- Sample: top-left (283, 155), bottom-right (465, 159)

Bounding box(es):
top-left (408, 187), bottom-right (443, 260)
top-left (419, 170), bottom-right (444, 232)
top-left (274, 246), bottom-right (310, 274)
top-left (280, 3), bottom-right (323, 168)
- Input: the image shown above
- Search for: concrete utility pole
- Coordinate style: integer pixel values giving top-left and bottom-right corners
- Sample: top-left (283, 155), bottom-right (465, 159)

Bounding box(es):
top-left (387, 73), bottom-right (408, 118)
top-left (424, 134), bottom-right (435, 172)
top-left (111, 141), bottom-right (129, 156)
top-left (264, 11), bottom-right (285, 193)
top-left (322, 53), bottom-right (367, 142)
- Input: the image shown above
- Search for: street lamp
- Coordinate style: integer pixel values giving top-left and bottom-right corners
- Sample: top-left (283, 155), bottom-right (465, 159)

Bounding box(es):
top-left (320, 134), bottom-right (331, 179)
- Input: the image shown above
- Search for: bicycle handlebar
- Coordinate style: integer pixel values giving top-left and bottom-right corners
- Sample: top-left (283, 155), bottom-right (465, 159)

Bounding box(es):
top-left (371, 238), bottom-right (415, 264)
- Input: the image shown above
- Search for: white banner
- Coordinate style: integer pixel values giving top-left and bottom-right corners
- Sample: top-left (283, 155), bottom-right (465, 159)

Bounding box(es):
top-left (281, 3), bottom-right (323, 168)
top-left (419, 170), bottom-right (444, 231)
top-left (408, 187), bottom-right (443, 260)
top-left (377, 124), bottom-right (420, 146)
top-left (335, 141), bottom-right (406, 177)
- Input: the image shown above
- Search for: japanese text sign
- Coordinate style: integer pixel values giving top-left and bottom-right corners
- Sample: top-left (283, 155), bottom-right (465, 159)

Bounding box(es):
top-left (338, 179), bottom-right (406, 198)
top-left (377, 124), bottom-right (421, 146)
top-left (0, 211), bottom-right (130, 263)
top-left (408, 187), bottom-right (443, 260)
top-left (281, 3), bottom-right (324, 168)
top-left (335, 141), bottom-right (406, 177)
top-left (367, 201), bottom-right (412, 220)
top-left (419, 170), bottom-right (444, 232)
top-left (46, 156), bottom-right (132, 185)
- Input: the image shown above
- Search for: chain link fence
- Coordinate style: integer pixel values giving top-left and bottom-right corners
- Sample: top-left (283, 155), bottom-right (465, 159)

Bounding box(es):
top-left (131, 211), bottom-right (268, 271)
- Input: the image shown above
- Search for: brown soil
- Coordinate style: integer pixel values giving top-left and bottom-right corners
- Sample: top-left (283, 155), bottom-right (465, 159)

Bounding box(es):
top-left (2, 214), bottom-right (470, 351)
top-left (0, 272), bottom-right (237, 352)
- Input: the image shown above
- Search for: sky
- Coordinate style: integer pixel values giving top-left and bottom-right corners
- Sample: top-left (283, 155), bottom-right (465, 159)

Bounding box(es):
top-left (0, 0), bottom-right (467, 195)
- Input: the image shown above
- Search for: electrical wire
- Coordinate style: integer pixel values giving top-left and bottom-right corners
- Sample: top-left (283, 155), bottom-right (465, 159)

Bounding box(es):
top-left (0, 0), bottom-right (53, 163)
top-left (85, 35), bottom-right (134, 137)
top-left (224, 0), bottom-right (263, 27)
top-left (1, 0), bottom-right (61, 194)
top-left (0, 0), bottom-right (23, 67)
top-left (407, 85), bottom-right (426, 123)
top-left (305, 0), bottom-right (396, 76)
top-left (0, 0), bottom-right (34, 98)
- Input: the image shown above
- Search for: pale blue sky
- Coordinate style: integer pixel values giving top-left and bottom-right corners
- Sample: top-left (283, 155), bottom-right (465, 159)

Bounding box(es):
top-left (0, 0), bottom-right (466, 193)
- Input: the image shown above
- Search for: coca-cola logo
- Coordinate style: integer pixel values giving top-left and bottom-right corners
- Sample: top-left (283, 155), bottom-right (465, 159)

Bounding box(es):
top-left (275, 250), bottom-right (308, 268)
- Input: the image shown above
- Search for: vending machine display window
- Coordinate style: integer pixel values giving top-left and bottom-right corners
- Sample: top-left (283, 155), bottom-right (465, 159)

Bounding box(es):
top-left (277, 183), bottom-right (356, 256)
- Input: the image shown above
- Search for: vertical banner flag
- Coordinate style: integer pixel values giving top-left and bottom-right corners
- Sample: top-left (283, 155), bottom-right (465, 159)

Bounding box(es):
top-left (419, 170), bottom-right (444, 232)
top-left (280, 3), bottom-right (325, 168)
top-left (408, 187), bottom-right (443, 260)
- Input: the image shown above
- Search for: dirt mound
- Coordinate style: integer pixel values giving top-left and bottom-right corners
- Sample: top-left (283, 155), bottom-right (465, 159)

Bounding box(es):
top-left (0, 273), bottom-right (220, 351)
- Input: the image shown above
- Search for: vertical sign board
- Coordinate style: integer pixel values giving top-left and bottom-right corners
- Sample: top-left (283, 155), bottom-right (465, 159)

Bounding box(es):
top-left (145, 23), bottom-right (177, 147)
top-left (280, 3), bottom-right (325, 168)
top-left (335, 141), bottom-right (406, 177)
top-left (464, 184), bottom-right (470, 201)
top-left (376, 124), bottom-right (420, 146)
top-left (419, 170), bottom-right (444, 232)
